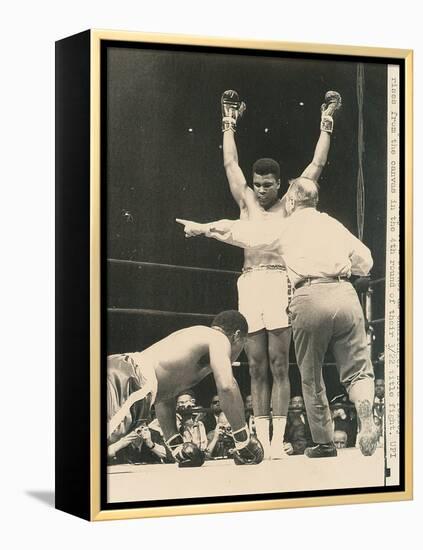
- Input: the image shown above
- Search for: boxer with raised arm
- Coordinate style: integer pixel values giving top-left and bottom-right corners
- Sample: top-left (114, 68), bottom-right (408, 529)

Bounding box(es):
top-left (107, 310), bottom-right (264, 467)
top-left (217, 90), bottom-right (341, 458)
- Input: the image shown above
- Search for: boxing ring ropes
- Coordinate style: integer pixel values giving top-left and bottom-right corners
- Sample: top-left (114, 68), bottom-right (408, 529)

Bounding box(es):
top-left (107, 257), bottom-right (386, 366)
top-left (106, 258), bottom-right (386, 503)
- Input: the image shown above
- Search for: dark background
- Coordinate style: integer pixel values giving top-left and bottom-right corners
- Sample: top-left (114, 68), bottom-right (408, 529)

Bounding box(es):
top-left (106, 45), bottom-right (387, 404)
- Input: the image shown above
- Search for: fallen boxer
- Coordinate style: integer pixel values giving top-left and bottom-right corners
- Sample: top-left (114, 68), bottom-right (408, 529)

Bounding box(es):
top-left (107, 310), bottom-right (264, 467)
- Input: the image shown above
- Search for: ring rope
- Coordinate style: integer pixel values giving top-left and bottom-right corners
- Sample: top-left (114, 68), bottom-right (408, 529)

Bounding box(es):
top-left (108, 307), bottom-right (385, 325)
top-left (109, 258), bottom-right (385, 289)
top-left (108, 307), bottom-right (215, 319)
top-left (232, 359), bottom-right (384, 367)
top-left (368, 277), bottom-right (385, 287)
top-left (368, 317), bottom-right (384, 325)
top-left (107, 258), bottom-right (241, 276)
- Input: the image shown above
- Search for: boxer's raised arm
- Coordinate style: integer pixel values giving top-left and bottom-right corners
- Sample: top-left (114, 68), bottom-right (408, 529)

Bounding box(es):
top-left (300, 131), bottom-right (331, 181)
top-left (301, 91), bottom-right (342, 182)
top-left (223, 131), bottom-right (249, 206)
top-left (221, 90), bottom-right (253, 209)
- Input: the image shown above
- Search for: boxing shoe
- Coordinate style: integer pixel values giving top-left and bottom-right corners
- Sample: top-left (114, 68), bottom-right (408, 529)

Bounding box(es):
top-left (304, 443), bottom-right (337, 458)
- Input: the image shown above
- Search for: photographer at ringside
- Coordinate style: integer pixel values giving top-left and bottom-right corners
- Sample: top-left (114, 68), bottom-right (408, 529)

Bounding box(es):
top-left (199, 394), bottom-right (222, 434)
top-left (283, 396), bottom-right (313, 455)
top-left (206, 412), bottom-right (236, 459)
top-left (107, 420), bottom-right (171, 465)
top-left (176, 392), bottom-right (208, 451)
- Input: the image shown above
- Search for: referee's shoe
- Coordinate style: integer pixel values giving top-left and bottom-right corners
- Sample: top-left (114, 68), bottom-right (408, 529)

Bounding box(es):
top-left (304, 443), bottom-right (337, 458)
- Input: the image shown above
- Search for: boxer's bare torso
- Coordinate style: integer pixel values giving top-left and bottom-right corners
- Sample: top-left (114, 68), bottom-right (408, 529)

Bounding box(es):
top-left (241, 192), bottom-right (288, 270)
top-left (135, 326), bottom-right (242, 402)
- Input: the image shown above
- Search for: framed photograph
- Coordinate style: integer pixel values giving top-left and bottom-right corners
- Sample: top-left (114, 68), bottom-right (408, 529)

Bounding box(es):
top-left (55, 29), bottom-right (413, 521)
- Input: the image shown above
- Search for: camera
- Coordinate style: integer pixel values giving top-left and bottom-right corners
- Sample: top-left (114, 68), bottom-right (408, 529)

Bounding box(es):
top-left (176, 404), bottom-right (194, 418)
top-left (176, 405), bottom-right (204, 419)
top-left (214, 426), bottom-right (235, 459)
top-left (134, 419), bottom-right (148, 435)
top-left (217, 425), bottom-right (232, 440)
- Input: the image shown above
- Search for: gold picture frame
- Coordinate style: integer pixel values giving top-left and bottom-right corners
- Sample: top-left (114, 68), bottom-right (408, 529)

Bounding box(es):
top-left (55, 29), bottom-right (413, 521)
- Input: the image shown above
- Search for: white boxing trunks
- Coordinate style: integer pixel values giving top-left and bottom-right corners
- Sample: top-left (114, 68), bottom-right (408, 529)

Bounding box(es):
top-left (107, 353), bottom-right (158, 443)
top-left (237, 264), bottom-right (292, 334)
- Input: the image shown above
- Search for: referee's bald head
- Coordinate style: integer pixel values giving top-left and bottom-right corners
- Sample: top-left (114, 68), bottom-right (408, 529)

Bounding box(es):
top-left (287, 177), bottom-right (319, 209)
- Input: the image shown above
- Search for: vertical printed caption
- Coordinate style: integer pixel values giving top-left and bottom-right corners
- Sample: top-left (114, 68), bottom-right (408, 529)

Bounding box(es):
top-left (384, 64), bottom-right (400, 486)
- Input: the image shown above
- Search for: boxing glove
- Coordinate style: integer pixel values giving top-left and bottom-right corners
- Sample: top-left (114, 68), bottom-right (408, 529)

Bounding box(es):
top-left (233, 435), bottom-right (264, 465)
top-left (166, 434), bottom-right (205, 467)
top-left (221, 90), bottom-right (246, 132)
top-left (320, 91), bottom-right (342, 133)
